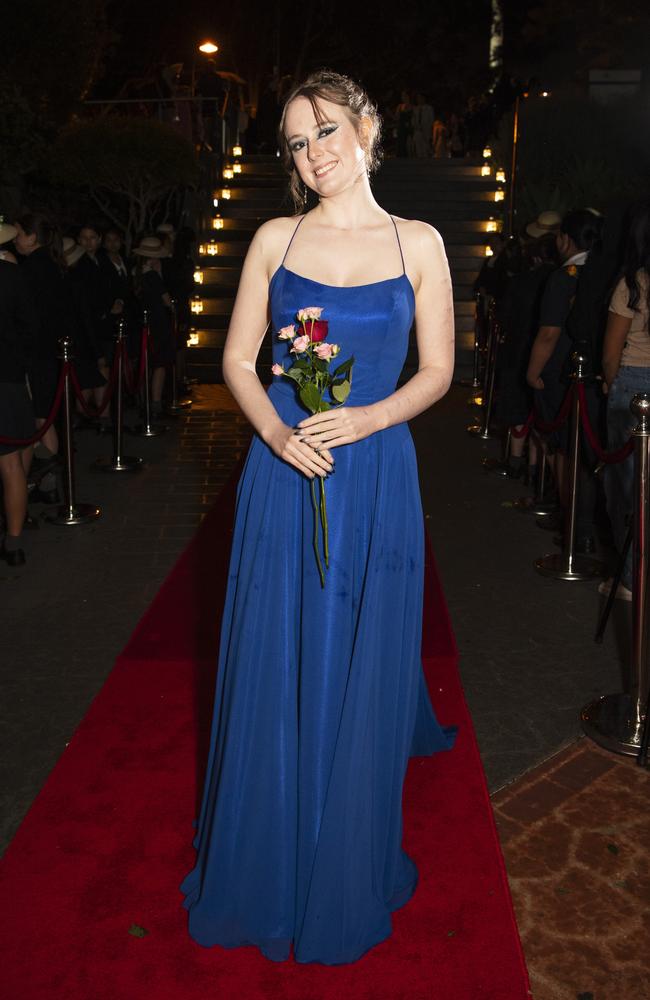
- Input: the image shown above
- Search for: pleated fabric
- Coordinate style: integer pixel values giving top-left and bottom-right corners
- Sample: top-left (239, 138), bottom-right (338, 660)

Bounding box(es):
top-left (180, 264), bottom-right (456, 964)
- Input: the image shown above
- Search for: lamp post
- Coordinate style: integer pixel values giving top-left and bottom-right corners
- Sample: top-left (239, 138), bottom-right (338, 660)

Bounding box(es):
top-left (191, 40), bottom-right (219, 97)
top-left (507, 87), bottom-right (550, 237)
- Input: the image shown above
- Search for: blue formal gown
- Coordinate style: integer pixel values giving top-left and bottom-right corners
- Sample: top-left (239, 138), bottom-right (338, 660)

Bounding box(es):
top-left (180, 216), bottom-right (456, 965)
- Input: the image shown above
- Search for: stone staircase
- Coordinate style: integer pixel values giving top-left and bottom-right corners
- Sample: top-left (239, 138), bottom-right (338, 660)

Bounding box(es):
top-left (186, 154), bottom-right (503, 382)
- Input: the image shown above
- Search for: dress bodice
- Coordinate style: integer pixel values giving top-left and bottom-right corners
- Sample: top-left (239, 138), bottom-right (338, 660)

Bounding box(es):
top-left (268, 266), bottom-right (414, 409)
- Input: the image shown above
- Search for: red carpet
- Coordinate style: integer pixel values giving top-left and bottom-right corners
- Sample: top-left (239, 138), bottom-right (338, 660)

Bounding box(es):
top-left (0, 466), bottom-right (531, 1000)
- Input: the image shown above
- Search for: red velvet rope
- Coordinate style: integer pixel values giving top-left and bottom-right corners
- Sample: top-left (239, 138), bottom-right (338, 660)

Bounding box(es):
top-left (510, 412), bottom-right (534, 439)
top-left (576, 383), bottom-right (634, 465)
top-left (0, 363), bottom-right (69, 446)
top-left (533, 384), bottom-right (575, 434)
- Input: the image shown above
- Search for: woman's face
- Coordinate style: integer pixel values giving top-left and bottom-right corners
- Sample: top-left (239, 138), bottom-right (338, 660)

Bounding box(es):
top-left (284, 96), bottom-right (367, 200)
top-left (13, 223), bottom-right (38, 256)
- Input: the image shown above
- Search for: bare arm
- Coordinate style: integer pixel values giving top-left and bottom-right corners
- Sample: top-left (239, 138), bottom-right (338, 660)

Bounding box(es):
top-left (297, 223), bottom-right (455, 448)
top-left (602, 312), bottom-right (632, 390)
top-left (222, 221), bottom-right (334, 480)
top-left (526, 326), bottom-right (561, 389)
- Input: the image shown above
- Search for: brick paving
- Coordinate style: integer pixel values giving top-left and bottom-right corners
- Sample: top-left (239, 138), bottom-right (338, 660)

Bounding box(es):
top-left (493, 739), bottom-right (650, 1000)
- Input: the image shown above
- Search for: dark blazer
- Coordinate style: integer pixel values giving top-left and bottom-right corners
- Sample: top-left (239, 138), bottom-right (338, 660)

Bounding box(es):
top-left (0, 261), bottom-right (38, 382)
top-left (19, 247), bottom-right (70, 358)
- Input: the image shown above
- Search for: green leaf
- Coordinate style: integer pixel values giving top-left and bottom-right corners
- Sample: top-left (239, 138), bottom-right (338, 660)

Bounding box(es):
top-left (332, 356), bottom-right (355, 379)
top-left (292, 358), bottom-right (311, 371)
top-left (331, 379), bottom-right (350, 403)
top-left (128, 924), bottom-right (149, 938)
top-left (299, 382), bottom-right (322, 413)
top-left (285, 366), bottom-right (304, 384)
top-left (312, 358), bottom-right (328, 373)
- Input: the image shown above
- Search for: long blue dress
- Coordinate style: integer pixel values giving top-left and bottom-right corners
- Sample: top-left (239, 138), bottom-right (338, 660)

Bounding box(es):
top-left (180, 215), bottom-right (456, 965)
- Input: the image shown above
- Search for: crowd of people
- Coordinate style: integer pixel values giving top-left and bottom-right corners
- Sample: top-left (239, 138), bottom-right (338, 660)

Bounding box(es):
top-left (0, 214), bottom-right (197, 567)
top-left (478, 199), bottom-right (650, 600)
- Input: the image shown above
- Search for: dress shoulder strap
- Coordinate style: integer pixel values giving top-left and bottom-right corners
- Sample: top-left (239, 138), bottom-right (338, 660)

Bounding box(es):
top-left (281, 215), bottom-right (307, 266)
top-left (389, 216), bottom-right (406, 275)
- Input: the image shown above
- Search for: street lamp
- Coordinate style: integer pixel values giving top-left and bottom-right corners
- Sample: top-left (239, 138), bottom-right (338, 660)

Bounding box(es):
top-left (199, 41), bottom-right (218, 54)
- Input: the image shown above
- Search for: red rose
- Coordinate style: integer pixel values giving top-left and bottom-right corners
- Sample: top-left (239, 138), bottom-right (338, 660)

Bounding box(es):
top-left (310, 320), bottom-right (329, 342)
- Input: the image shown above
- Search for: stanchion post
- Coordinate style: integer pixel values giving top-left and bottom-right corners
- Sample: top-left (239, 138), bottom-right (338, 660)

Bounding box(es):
top-left (166, 298), bottom-right (192, 416)
top-left (513, 446), bottom-right (556, 516)
top-left (468, 312), bottom-right (500, 439)
top-left (134, 309), bottom-right (167, 436)
top-left (48, 337), bottom-right (102, 524)
top-left (459, 291), bottom-right (483, 390)
top-left (582, 393), bottom-right (650, 756)
top-left (94, 321), bottom-right (144, 473)
top-left (534, 353), bottom-right (606, 581)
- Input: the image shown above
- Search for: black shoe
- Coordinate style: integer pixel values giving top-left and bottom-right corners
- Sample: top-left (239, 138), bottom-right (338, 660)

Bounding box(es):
top-left (0, 546), bottom-right (26, 566)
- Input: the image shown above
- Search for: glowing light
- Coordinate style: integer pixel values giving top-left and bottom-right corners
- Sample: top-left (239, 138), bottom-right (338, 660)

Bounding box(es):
top-left (193, 269), bottom-right (204, 284)
top-left (212, 216), bottom-right (224, 230)
top-left (540, 90), bottom-right (550, 98)
top-left (233, 145), bottom-right (242, 157)
top-left (481, 163), bottom-right (491, 177)
top-left (188, 329), bottom-right (200, 346)
top-left (199, 41), bottom-right (218, 54)
top-left (213, 197), bottom-right (219, 208)
top-left (483, 145), bottom-right (492, 159)
top-left (495, 167), bottom-right (506, 184)
top-left (191, 297), bottom-right (204, 315)
top-left (494, 188), bottom-right (505, 203)
top-left (484, 245), bottom-right (494, 257)
top-left (233, 162), bottom-right (242, 174)
top-left (206, 241), bottom-right (218, 256)
top-left (223, 167), bottom-right (234, 180)
top-left (221, 188), bottom-right (231, 200)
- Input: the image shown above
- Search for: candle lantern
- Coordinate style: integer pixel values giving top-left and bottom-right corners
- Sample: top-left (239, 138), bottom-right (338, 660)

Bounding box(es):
top-left (191, 297), bottom-right (204, 315)
top-left (494, 188), bottom-right (505, 203)
top-left (188, 329), bottom-right (200, 346)
top-left (193, 269), bottom-right (204, 285)
top-left (233, 145), bottom-right (242, 157)
top-left (483, 145), bottom-right (492, 159)
top-left (481, 163), bottom-right (491, 177)
top-left (223, 167), bottom-right (234, 180)
top-left (495, 167), bottom-right (506, 184)
top-left (212, 216), bottom-right (224, 230)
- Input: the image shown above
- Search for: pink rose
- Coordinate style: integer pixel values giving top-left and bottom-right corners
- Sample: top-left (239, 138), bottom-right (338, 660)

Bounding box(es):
top-left (291, 334), bottom-right (310, 353)
top-left (271, 363), bottom-right (284, 376)
top-left (297, 306), bottom-right (323, 322)
top-left (277, 324), bottom-right (296, 340)
top-left (330, 343), bottom-right (340, 356)
top-left (314, 342), bottom-right (334, 360)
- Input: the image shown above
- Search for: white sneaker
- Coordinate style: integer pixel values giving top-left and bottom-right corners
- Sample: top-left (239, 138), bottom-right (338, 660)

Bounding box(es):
top-left (598, 577), bottom-right (633, 602)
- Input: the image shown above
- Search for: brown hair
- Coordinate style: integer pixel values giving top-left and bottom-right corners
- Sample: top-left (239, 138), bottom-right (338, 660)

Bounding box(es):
top-left (278, 69), bottom-right (382, 214)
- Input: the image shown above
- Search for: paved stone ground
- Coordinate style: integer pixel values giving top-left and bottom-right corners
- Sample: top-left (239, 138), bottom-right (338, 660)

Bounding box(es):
top-left (0, 381), bottom-right (630, 856)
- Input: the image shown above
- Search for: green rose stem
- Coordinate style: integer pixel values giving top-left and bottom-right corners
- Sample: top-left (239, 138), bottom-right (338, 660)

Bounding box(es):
top-left (319, 476), bottom-right (329, 568)
top-left (310, 478), bottom-right (325, 587)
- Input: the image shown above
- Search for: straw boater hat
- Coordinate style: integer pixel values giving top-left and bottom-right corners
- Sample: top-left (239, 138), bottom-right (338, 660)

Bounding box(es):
top-left (132, 236), bottom-right (170, 258)
top-left (62, 236), bottom-right (84, 267)
top-left (526, 210), bottom-right (562, 239)
top-left (0, 220), bottom-right (17, 246)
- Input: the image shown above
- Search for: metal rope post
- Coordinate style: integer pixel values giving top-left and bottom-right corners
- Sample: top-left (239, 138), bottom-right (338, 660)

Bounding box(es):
top-left (468, 311), bottom-right (500, 439)
top-left (459, 292), bottom-right (483, 391)
top-left (582, 393), bottom-right (650, 755)
top-left (513, 446), bottom-right (556, 516)
top-left (535, 353), bottom-right (606, 580)
top-left (134, 310), bottom-right (166, 437)
top-left (94, 321), bottom-right (144, 473)
top-left (166, 298), bottom-right (192, 415)
top-left (48, 337), bottom-right (102, 524)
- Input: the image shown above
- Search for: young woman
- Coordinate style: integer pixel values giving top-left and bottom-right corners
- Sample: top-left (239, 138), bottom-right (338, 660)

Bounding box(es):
top-left (180, 69), bottom-right (456, 965)
top-left (601, 200), bottom-right (650, 599)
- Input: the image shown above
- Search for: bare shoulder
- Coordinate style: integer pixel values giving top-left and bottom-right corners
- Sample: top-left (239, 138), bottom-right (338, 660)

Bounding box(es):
top-left (392, 216), bottom-right (446, 258)
top-left (249, 215), bottom-right (304, 280)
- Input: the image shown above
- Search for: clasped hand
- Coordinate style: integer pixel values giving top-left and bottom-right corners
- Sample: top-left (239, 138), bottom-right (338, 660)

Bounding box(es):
top-left (269, 406), bottom-right (378, 480)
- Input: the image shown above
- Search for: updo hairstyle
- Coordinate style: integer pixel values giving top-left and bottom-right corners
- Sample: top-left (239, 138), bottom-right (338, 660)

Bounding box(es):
top-left (278, 69), bottom-right (382, 213)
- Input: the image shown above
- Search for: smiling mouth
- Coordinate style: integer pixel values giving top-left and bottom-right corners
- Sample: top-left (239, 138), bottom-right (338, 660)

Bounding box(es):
top-left (314, 161), bottom-right (337, 177)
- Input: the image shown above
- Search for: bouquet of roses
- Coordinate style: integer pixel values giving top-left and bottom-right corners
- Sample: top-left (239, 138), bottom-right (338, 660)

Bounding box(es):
top-left (272, 307), bottom-right (354, 588)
